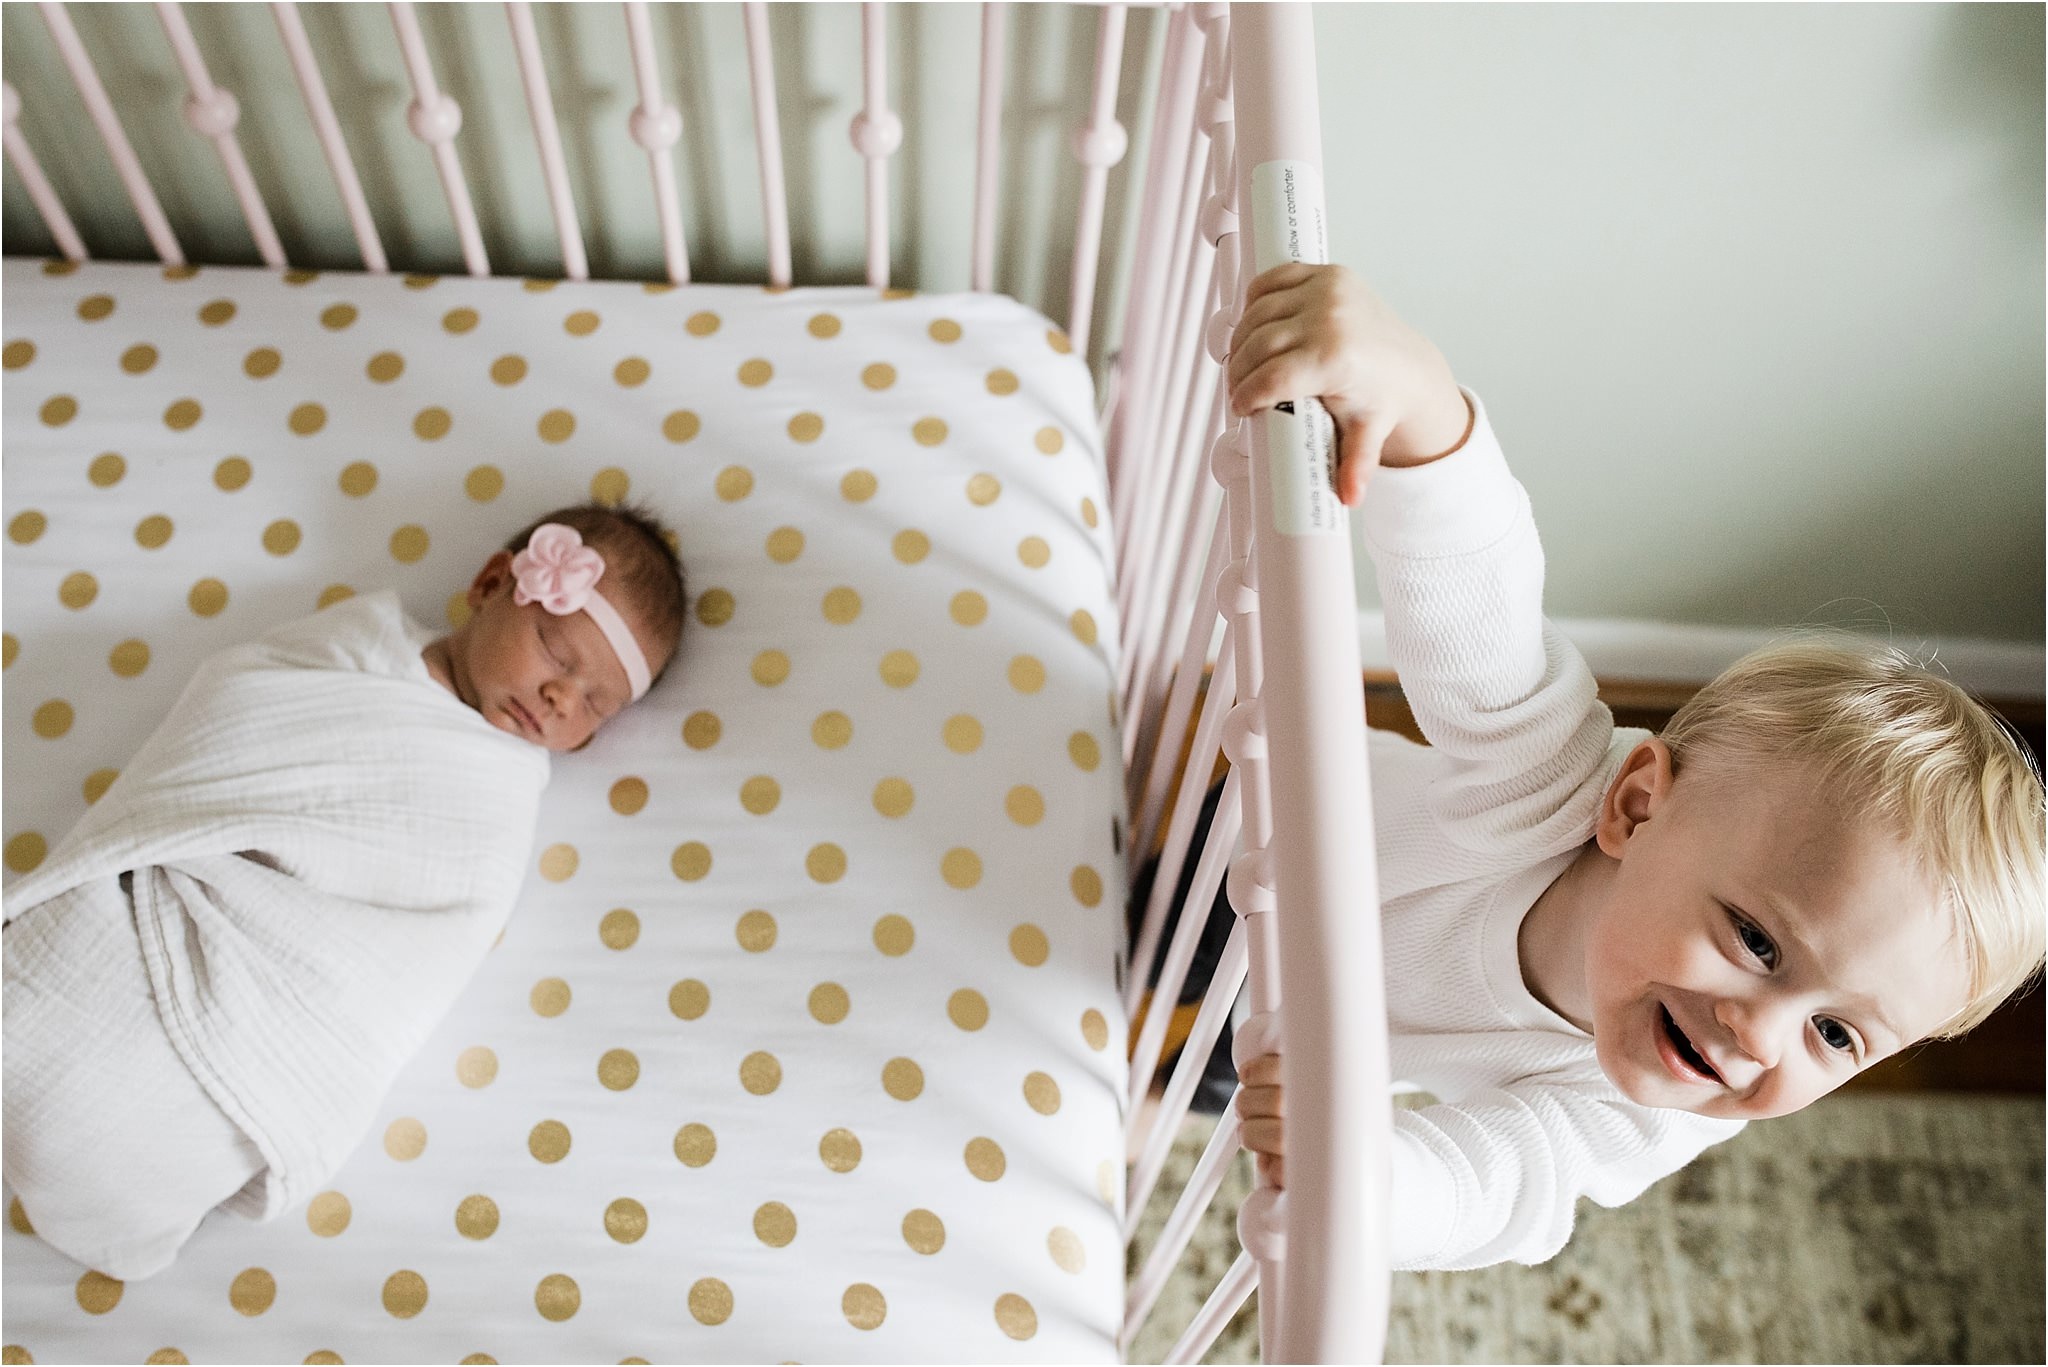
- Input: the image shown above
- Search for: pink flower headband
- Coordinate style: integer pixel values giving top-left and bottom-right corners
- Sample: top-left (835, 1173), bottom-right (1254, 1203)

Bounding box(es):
top-left (511, 523), bottom-right (652, 701)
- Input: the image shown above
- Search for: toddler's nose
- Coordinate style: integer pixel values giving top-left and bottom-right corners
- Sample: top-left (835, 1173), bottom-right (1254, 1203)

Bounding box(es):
top-left (1714, 997), bottom-right (1783, 1073)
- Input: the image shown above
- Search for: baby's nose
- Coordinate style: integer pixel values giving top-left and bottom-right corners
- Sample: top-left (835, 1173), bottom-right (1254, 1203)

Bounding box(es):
top-left (1714, 997), bottom-right (1782, 1071)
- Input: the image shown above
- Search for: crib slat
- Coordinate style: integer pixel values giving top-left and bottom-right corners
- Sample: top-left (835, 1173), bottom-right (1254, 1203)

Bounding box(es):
top-left (506, 1), bottom-right (587, 281)
top-left (1165, 1248), bottom-right (1259, 1366)
top-left (971, 2), bottom-right (1006, 293)
top-left (851, 3), bottom-right (901, 290)
top-left (1065, 3), bottom-right (1130, 357)
top-left (742, 2), bottom-right (792, 289)
top-left (1128, 498), bottom-right (1224, 850)
top-left (156, 2), bottom-right (284, 267)
top-left (388, 0), bottom-right (488, 277)
top-left (1, 82), bottom-right (88, 260)
top-left (271, 2), bottom-right (386, 274)
top-left (1124, 1106), bottom-right (1244, 1347)
top-left (38, 2), bottom-right (183, 264)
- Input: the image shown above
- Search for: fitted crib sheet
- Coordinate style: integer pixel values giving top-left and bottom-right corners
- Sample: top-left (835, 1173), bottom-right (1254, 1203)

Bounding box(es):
top-left (0, 258), bottom-right (1130, 1363)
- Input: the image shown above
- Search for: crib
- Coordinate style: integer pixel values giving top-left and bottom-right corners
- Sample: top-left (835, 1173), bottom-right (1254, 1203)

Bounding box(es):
top-left (0, 4), bottom-right (1390, 1361)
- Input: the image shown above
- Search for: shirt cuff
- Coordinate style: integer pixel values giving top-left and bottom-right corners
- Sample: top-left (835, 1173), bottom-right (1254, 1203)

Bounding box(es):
top-left (1359, 385), bottom-right (1525, 560)
top-left (1386, 1122), bottom-right (1461, 1268)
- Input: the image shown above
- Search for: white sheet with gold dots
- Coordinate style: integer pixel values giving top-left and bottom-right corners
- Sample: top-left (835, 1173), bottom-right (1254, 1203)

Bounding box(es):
top-left (1, 258), bottom-right (1129, 1363)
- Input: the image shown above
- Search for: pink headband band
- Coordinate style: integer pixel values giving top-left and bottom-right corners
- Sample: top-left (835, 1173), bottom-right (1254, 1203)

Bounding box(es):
top-left (510, 523), bottom-right (652, 702)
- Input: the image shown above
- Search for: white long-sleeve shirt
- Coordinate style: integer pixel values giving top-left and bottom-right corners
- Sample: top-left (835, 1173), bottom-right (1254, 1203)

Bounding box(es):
top-left (1358, 386), bottom-right (1744, 1270)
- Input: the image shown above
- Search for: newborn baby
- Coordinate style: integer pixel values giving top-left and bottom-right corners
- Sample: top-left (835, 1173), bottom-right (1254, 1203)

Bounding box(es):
top-left (2, 502), bottom-right (685, 1280)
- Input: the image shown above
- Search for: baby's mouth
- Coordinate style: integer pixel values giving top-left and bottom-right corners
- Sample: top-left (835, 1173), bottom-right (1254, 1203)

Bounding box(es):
top-left (1660, 1004), bottom-right (1721, 1083)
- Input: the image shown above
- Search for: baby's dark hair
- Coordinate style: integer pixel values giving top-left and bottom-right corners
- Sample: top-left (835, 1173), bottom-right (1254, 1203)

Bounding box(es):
top-left (506, 501), bottom-right (687, 684)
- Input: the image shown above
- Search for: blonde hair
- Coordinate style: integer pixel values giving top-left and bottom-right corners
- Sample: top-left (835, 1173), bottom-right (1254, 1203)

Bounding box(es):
top-left (1659, 632), bottom-right (2044, 1039)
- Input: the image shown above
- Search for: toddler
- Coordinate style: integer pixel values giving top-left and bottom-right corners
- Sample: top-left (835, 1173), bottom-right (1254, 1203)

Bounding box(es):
top-left (2, 502), bottom-right (686, 1280)
top-left (1188, 262), bottom-right (2044, 1269)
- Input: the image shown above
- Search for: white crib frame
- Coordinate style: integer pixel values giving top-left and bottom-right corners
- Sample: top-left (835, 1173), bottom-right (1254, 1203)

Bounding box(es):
top-left (2, 4), bottom-right (1393, 1360)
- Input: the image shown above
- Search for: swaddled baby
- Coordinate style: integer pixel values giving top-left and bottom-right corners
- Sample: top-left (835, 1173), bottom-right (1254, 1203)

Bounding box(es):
top-left (2, 502), bottom-right (686, 1280)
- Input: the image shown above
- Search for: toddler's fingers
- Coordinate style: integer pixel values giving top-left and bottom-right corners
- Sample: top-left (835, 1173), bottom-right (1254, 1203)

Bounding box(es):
top-left (1337, 410), bottom-right (1397, 507)
top-left (1233, 1083), bottom-right (1285, 1122)
top-left (1240, 1117), bottom-right (1285, 1156)
top-left (1224, 316), bottom-right (1306, 401)
top-left (1230, 351), bottom-right (1331, 419)
top-left (1257, 1152), bottom-right (1286, 1190)
top-left (1238, 1052), bottom-right (1284, 1087)
top-left (1241, 261), bottom-right (1321, 312)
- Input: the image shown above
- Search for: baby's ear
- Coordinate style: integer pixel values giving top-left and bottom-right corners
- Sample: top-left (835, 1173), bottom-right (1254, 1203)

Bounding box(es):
top-left (470, 550), bottom-right (516, 608)
top-left (1594, 738), bottom-right (1675, 857)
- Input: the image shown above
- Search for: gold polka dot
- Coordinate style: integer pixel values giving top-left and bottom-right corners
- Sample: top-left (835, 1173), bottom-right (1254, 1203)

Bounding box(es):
top-left (535, 1273), bottom-right (580, 1322)
top-left (598, 1048), bottom-right (640, 1091)
top-left (442, 306), bottom-right (479, 334)
top-left (226, 1266), bottom-right (278, 1317)
top-left (288, 402), bottom-right (325, 435)
top-left (872, 777), bottom-right (914, 818)
top-left (490, 354), bottom-right (527, 385)
top-left (32, 700), bottom-right (73, 739)
top-left (384, 1117), bottom-right (427, 1161)
top-left (740, 1051), bottom-right (782, 1095)
top-left (447, 591), bottom-right (469, 628)
top-left (303, 1188), bottom-right (352, 1246)
top-left (380, 1270), bottom-right (425, 1319)
top-left (912, 416), bottom-right (947, 446)
top-left (967, 473), bottom-right (1001, 505)
top-left (605, 777), bottom-right (649, 816)
top-left (986, 368), bottom-right (1019, 396)
top-left (841, 469), bottom-right (878, 501)
top-left (77, 293), bottom-right (115, 321)
top-left (195, 298), bottom-right (236, 327)
top-left (685, 311), bottom-right (721, 337)
top-left (338, 461), bottom-right (379, 497)
top-left (214, 456), bottom-right (251, 490)
top-left (593, 1197), bottom-right (650, 1246)
top-left (738, 358), bottom-right (773, 386)
top-left (456, 1046), bottom-right (498, 1089)
top-left (949, 590), bottom-right (988, 626)
top-left (929, 318), bottom-right (962, 343)
top-left (862, 362), bottom-right (896, 390)
top-left (965, 1137), bottom-right (1007, 1181)
top-left (1018, 536), bottom-right (1051, 568)
top-left (61, 571), bottom-right (98, 610)
top-left (3, 835), bottom-right (45, 874)
top-left (943, 714), bottom-right (983, 753)
top-left (120, 343), bottom-right (158, 373)
top-left (948, 989), bottom-right (989, 1031)
top-left (564, 310), bottom-right (600, 337)
top-left (44, 259), bottom-right (80, 275)
top-left (672, 841), bottom-right (712, 881)
top-left (669, 979), bottom-right (710, 1020)
top-left (2, 340), bottom-right (34, 369)
top-left (9, 511), bottom-right (45, 543)
top-left (1024, 1072), bottom-right (1062, 1115)
top-left (455, 1194), bottom-right (499, 1240)
top-left (305, 1354), bottom-right (344, 1366)
top-left (807, 312), bottom-right (842, 338)
top-left (1035, 426), bottom-right (1064, 455)
top-left (83, 770), bottom-right (118, 805)
top-left (9, 1198), bottom-right (33, 1234)
top-left (145, 1350), bottom-right (188, 1364)
top-left (600, 908), bottom-right (640, 949)
top-left (1070, 867), bottom-right (1106, 910)
top-left (689, 1278), bottom-right (733, 1326)
top-left (90, 452), bottom-right (126, 485)
top-left (530, 978), bottom-right (572, 1017)
top-left (132, 513), bottom-right (175, 549)
top-left (1008, 655), bottom-right (1046, 693)
top-left (872, 914), bottom-right (914, 957)
top-left (613, 356), bottom-right (650, 386)
top-left (842, 1283), bottom-right (886, 1331)
top-left (365, 351), bottom-right (403, 382)
top-left (881, 1056), bottom-right (925, 1101)
top-left (589, 467), bottom-right (631, 507)
top-left (1081, 496), bottom-right (1100, 528)
top-left (808, 981), bottom-right (850, 1024)
top-left (75, 1270), bottom-right (123, 1314)
top-left (2, 635), bottom-right (16, 671)
top-left (390, 524), bottom-right (429, 563)
top-left (1048, 1225), bottom-right (1085, 1272)
top-left (521, 277), bottom-right (554, 292)
top-left (696, 588), bottom-right (735, 627)
top-left (995, 1293), bottom-right (1038, 1340)
top-left (260, 519), bottom-right (300, 556)
top-left (822, 586), bottom-right (861, 623)
top-left (736, 775), bottom-right (782, 816)
top-left (244, 347), bottom-right (280, 378)
top-left (683, 711), bottom-right (723, 749)
top-left (528, 1120), bottom-right (572, 1163)
top-left (807, 843), bottom-right (847, 883)
top-left (1068, 732), bottom-right (1100, 770)
top-left (736, 908), bottom-right (778, 951)
top-left (902, 1209), bottom-right (945, 1254)
top-left (538, 409), bottom-right (576, 443)
top-left (819, 1128), bottom-right (862, 1172)
top-left (880, 649), bottom-right (920, 688)
top-left (40, 395), bottom-right (77, 426)
top-left (1005, 786), bottom-right (1046, 827)
top-left (1071, 608), bottom-right (1098, 645)
top-left (751, 649), bottom-right (790, 686)
top-left (538, 843), bottom-right (579, 881)
top-left (673, 1122), bottom-right (715, 1166)
top-left (1081, 1008), bottom-right (1110, 1051)
top-left (788, 411), bottom-right (824, 442)
top-left (320, 303), bottom-right (357, 330)
top-left (942, 848), bottom-right (982, 889)
top-left (717, 465), bottom-right (754, 500)
top-left (403, 273), bottom-right (438, 290)
top-left (167, 397), bottom-right (212, 431)
top-left (413, 407), bottom-right (452, 440)
top-left (457, 1357), bottom-right (493, 1366)
top-left (753, 1201), bottom-right (796, 1247)
top-left (891, 529), bottom-right (931, 564)
top-left (1011, 924), bottom-right (1050, 967)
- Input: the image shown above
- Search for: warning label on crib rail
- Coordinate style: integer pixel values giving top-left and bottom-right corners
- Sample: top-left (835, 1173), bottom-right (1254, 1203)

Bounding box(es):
top-left (1250, 159), bottom-right (1342, 536)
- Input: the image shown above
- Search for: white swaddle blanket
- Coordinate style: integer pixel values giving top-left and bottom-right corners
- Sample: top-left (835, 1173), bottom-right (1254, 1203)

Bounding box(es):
top-left (2, 591), bottom-right (549, 1238)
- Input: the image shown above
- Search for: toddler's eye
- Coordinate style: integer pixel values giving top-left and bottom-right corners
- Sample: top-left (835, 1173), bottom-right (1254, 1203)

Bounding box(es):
top-left (1729, 910), bottom-right (1777, 968)
top-left (1814, 1017), bottom-right (1855, 1054)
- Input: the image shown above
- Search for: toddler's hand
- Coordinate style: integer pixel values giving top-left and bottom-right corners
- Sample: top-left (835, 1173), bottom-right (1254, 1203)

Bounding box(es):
top-left (1235, 1051), bottom-right (1286, 1189)
top-left (1226, 263), bottom-right (1471, 505)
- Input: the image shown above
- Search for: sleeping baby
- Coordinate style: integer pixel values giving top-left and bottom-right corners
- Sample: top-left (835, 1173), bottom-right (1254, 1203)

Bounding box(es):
top-left (2, 502), bottom-right (686, 1280)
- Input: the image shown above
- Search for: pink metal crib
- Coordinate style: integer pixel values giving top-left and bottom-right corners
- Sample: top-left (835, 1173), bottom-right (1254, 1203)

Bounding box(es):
top-left (2, 3), bottom-right (1392, 1359)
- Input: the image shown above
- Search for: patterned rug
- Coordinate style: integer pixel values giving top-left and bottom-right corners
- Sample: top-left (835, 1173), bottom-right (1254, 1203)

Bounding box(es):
top-left (1127, 1092), bottom-right (2044, 1364)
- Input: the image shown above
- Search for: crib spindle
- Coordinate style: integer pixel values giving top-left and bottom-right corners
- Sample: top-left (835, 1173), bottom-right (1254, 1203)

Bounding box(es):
top-left (156, 2), bottom-right (283, 268)
top-left (38, 2), bottom-right (183, 264)
top-left (741, 2), bottom-right (792, 290)
top-left (619, 2), bottom-right (689, 284)
top-left (1165, 1247), bottom-right (1259, 1366)
top-left (971, 2), bottom-right (1006, 293)
top-left (271, 2), bottom-right (386, 274)
top-left (1065, 3), bottom-right (1130, 358)
top-left (506, 1), bottom-right (588, 281)
top-left (388, 1), bottom-right (487, 277)
top-left (852, 3), bottom-right (901, 290)
top-left (1, 82), bottom-right (87, 260)
top-left (1124, 1104), bottom-right (1244, 1347)
top-left (1127, 497), bottom-right (1225, 850)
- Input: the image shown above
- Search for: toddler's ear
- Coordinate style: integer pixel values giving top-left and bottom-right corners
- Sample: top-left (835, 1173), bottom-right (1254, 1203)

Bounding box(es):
top-left (1594, 738), bottom-right (1675, 858)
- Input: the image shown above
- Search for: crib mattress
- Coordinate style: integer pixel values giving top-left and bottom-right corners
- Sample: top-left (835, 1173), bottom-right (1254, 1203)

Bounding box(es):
top-left (0, 258), bottom-right (1130, 1363)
